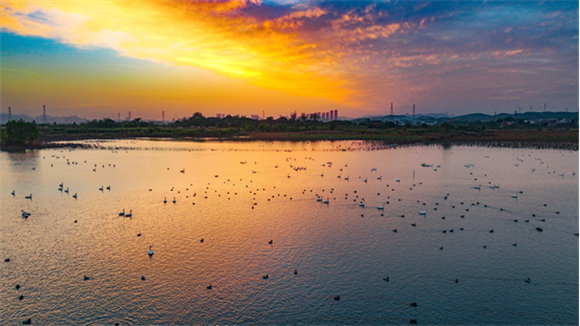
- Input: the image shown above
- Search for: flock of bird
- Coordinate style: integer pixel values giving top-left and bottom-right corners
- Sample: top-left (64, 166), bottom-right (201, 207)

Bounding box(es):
top-left (4, 145), bottom-right (578, 325)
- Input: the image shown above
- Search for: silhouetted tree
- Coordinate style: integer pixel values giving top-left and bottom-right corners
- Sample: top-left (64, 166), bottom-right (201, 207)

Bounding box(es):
top-left (1, 120), bottom-right (41, 146)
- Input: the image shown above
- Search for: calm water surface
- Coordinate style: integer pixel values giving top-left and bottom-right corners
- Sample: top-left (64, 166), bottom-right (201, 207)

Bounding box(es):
top-left (1, 140), bottom-right (578, 325)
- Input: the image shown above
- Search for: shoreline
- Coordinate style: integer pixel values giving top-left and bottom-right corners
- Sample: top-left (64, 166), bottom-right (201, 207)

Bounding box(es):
top-left (2, 129), bottom-right (577, 151)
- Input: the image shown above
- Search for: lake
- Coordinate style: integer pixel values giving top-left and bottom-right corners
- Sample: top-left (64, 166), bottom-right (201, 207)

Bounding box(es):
top-left (1, 140), bottom-right (578, 325)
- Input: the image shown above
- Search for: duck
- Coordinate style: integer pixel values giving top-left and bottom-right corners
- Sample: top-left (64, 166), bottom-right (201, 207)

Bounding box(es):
top-left (118, 209), bottom-right (125, 216)
top-left (125, 210), bottom-right (132, 218)
top-left (24, 194), bottom-right (32, 200)
top-left (21, 210), bottom-right (31, 218)
top-left (148, 246), bottom-right (154, 257)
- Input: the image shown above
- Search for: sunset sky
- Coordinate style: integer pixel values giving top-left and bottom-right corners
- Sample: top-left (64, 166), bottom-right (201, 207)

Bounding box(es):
top-left (1, 0), bottom-right (578, 120)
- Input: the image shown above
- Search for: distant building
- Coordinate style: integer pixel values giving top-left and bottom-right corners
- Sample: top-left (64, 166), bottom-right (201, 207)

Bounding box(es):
top-left (250, 115), bottom-right (260, 120)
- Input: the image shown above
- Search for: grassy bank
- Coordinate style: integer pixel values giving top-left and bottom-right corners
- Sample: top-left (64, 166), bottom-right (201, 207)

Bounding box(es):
top-left (1, 114), bottom-right (578, 151)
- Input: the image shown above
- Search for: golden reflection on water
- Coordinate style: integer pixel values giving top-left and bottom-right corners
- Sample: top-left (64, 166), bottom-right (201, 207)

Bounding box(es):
top-left (1, 140), bottom-right (578, 325)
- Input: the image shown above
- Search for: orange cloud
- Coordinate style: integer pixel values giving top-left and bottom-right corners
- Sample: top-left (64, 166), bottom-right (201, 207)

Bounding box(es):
top-left (0, 0), bottom-right (349, 101)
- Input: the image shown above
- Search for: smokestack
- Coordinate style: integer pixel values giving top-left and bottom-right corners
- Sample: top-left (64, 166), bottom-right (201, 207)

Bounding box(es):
top-left (544, 103), bottom-right (547, 112)
top-left (390, 103), bottom-right (393, 116)
top-left (530, 105), bottom-right (533, 112)
top-left (129, 111), bottom-right (131, 120)
top-left (8, 107), bottom-right (11, 121)
top-left (118, 113), bottom-right (120, 120)
top-left (43, 105), bottom-right (47, 124)
top-left (412, 104), bottom-right (415, 119)
top-left (162, 111), bottom-right (165, 122)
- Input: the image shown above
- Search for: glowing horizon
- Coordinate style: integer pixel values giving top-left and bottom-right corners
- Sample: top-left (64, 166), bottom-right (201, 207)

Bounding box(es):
top-left (1, 0), bottom-right (578, 120)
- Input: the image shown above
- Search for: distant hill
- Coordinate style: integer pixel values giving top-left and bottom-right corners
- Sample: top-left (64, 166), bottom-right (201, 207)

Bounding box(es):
top-left (447, 111), bottom-right (578, 122)
top-left (355, 113), bottom-right (448, 121)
